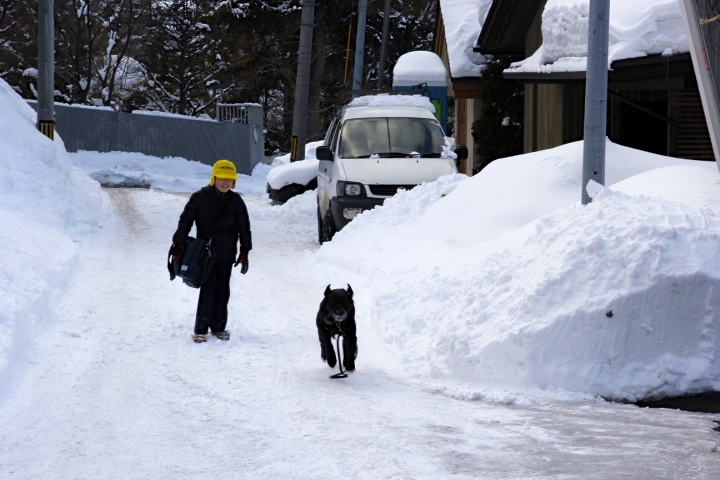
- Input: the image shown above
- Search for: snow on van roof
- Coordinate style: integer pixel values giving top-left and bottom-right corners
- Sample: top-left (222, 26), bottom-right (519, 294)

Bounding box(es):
top-left (348, 94), bottom-right (436, 113)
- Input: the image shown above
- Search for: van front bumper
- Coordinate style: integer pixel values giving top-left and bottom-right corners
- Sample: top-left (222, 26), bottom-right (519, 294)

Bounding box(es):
top-left (330, 196), bottom-right (386, 230)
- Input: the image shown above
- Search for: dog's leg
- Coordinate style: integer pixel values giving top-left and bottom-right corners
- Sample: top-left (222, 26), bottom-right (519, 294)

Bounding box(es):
top-left (317, 325), bottom-right (337, 368)
top-left (323, 331), bottom-right (337, 368)
top-left (342, 322), bottom-right (357, 372)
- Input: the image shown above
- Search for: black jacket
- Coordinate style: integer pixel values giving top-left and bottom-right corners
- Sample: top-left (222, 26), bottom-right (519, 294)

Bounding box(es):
top-left (173, 186), bottom-right (252, 260)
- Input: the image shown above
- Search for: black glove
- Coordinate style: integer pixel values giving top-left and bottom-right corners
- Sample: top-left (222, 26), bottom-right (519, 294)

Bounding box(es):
top-left (235, 252), bottom-right (249, 274)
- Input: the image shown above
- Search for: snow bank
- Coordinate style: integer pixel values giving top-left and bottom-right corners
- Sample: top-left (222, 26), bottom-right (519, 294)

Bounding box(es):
top-left (266, 141), bottom-right (322, 190)
top-left (320, 140), bottom-right (713, 270)
top-left (317, 139), bottom-right (720, 401)
top-left (509, 0), bottom-right (688, 74)
top-left (372, 187), bottom-right (720, 401)
top-left (70, 150), bottom-right (272, 195)
top-left (0, 78), bottom-right (104, 387)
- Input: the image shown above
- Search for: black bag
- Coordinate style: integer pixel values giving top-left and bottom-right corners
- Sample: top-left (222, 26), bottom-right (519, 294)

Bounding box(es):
top-left (168, 236), bottom-right (217, 288)
top-left (169, 194), bottom-right (231, 288)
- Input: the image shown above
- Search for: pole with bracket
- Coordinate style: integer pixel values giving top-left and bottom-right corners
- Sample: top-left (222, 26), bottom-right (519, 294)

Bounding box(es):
top-left (38, 0), bottom-right (55, 140)
top-left (376, 0), bottom-right (392, 90)
top-left (352, 0), bottom-right (368, 96)
top-left (581, 0), bottom-right (610, 205)
top-left (290, 0), bottom-right (316, 162)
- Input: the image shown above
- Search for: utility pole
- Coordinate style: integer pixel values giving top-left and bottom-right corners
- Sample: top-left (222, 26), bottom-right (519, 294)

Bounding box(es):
top-left (376, 0), bottom-right (391, 90)
top-left (352, 0), bottom-right (368, 94)
top-left (38, 0), bottom-right (55, 140)
top-left (291, 0), bottom-right (316, 162)
top-left (581, 0), bottom-right (610, 205)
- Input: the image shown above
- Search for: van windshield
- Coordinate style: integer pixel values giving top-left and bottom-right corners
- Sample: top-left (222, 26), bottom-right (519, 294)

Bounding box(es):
top-left (338, 117), bottom-right (446, 159)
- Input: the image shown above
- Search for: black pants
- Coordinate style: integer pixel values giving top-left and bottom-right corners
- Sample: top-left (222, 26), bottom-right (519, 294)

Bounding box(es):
top-left (195, 258), bottom-right (234, 334)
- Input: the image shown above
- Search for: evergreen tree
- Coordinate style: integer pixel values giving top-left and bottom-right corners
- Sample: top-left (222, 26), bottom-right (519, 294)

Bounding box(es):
top-left (470, 56), bottom-right (524, 173)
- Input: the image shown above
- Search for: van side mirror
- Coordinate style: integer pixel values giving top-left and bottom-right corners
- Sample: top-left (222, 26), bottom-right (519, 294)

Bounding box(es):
top-left (455, 146), bottom-right (468, 161)
top-left (316, 145), bottom-right (334, 161)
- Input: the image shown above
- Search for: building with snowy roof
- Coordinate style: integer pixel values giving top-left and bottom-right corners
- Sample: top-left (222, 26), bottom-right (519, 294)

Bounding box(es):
top-left (433, 0), bottom-right (494, 174)
top-left (477, 0), bottom-right (716, 161)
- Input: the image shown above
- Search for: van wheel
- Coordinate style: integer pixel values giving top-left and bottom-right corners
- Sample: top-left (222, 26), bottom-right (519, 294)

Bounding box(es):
top-left (321, 208), bottom-right (336, 243)
top-left (317, 206), bottom-right (324, 244)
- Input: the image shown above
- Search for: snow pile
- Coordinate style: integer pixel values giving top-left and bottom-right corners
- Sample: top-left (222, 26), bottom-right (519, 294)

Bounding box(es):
top-left (320, 140), bottom-right (713, 269)
top-left (348, 94), bottom-right (436, 113)
top-left (266, 141), bottom-right (322, 190)
top-left (393, 51), bottom-right (448, 86)
top-left (71, 150), bottom-right (272, 195)
top-left (438, 0), bottom-right (493, 77)
top-left (373, 186), bottom-right (720, 401)
top-left (0, 78), bottom-right (104, 386)
top-left (250, 190), bottom-right (317, 232)
top-left (509, 0), bottom-right (689, 74)
top-left (318, 139), bottom-right (720, 401)
top-left (318, 174), bottom-right (468, 271)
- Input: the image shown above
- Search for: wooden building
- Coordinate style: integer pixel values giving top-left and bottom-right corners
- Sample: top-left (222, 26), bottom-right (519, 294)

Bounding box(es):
top-left (476, 0), bottom-right (714, 161)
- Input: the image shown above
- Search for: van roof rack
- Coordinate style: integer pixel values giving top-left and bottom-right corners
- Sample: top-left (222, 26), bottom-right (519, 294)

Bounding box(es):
top-left (341, 85), bottom-right (429, 98)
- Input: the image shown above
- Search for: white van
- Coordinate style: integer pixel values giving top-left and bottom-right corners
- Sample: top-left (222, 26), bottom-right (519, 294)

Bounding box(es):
top-left (316, 95), bottom-right (468, 243)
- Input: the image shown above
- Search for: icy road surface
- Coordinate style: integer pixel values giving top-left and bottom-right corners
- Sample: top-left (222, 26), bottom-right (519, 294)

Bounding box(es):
top-left (1, 188), bottom-right (719, 479)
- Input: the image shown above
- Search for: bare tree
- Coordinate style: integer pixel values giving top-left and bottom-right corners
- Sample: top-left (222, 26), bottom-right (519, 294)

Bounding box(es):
top-left (93, 0), bottom-right (151, 108)
top-left (138, 0), bottom-right (232, 115)
top-left (0, 0), bottom-right (38, 95)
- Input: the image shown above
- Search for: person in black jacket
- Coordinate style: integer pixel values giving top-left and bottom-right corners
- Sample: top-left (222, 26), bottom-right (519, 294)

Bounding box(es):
top-left (173, 159), bottom-right (252, 343)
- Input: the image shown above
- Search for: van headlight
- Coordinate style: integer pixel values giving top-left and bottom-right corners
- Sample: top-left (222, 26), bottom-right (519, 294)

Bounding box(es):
top-left (337, 181), bottom-right (365, 197)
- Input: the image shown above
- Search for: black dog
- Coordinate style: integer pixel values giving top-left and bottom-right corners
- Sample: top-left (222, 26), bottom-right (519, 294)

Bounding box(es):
top-left (316, 284), bottom-right (358, 372)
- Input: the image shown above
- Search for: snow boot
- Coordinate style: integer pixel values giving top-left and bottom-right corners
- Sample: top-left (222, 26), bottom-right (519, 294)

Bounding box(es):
top-left (192, 333), bottom-right (207, 343)
top-left (211, 331), bottom-right (230, 341)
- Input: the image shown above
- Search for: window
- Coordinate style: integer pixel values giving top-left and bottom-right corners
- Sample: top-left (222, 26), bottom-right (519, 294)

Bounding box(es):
top-left (339, 118), bottom-right (445, 158)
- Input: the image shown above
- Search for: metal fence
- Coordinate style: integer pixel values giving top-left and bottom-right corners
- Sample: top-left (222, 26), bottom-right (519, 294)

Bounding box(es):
top-left (27, 101), bottom-right (264, 175)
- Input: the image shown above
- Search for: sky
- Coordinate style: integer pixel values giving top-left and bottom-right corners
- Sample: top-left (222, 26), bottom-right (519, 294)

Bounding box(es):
top-left (2, 75), bottom-right (720, 477)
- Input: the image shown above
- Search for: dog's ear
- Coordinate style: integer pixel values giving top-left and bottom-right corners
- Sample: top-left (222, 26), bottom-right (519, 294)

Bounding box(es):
top-left (347, 284), bottom-right (353, 298)
top-left (324, 284), bottom-right (332, 297)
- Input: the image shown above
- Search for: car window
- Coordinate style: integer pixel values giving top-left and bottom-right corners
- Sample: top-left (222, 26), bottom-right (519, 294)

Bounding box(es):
top-left (388, 118), bottom-right (445, 155)
top-left (324, 119), bottom-right (337, 146)
top-left (339, 118), bottom-right (390, 158)
top-left (339, 117), bottom-right (445, 158)
top-left (327, 118), bottom-right (342, 152)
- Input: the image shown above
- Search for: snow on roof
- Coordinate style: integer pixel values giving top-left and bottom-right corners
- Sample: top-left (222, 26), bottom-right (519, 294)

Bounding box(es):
top-left (348, 94), bottom-right (436, 113)
top-left (507, 0), bottom-right (689, 74)
top-left (392, 51), bottom-right (448, 87)
top-left (438, 0), bottom-right (493, 78)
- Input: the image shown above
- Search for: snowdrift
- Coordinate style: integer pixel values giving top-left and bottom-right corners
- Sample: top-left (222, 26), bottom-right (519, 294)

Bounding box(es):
top-left (0, 79), bottom-right (104, 386)
top-left (318, 141), bottom-right (720, 401)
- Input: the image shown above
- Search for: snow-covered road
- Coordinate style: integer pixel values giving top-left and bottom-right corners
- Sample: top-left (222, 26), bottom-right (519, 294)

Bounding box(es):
top-left (1, 188), bottom-right (719, 479)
